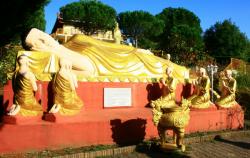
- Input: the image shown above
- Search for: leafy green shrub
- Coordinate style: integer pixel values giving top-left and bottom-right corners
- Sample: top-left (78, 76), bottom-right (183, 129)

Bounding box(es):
top-left (236, 73), bottom-right (250, 89)
top-left (236, 88), bottom-right (250, 120)
top-left (236, 73), bottom-right (250, 119)
top-left (0, 43), bottom-right (21, 86)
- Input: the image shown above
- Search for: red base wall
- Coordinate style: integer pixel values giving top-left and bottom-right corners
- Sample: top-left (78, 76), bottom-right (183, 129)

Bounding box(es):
top-left (0, 81), bottom-right (244, 153)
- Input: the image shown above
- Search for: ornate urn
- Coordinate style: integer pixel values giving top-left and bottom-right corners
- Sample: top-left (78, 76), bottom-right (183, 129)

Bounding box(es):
top-left (152, 99), bottom-right (191, 151)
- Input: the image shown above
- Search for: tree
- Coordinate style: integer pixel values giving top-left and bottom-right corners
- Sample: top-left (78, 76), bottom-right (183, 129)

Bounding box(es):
top-left (204, 19), bottom-right (250, 64)
top-left (117, 10), bottom-right (164, 48)
top-left (0, 0), bottom-right (50, 46)
top-left (60, 0), bottom-right (116, 35)
top-left (0, 0), bottom-right (50, 85)
top-left (156, 7), bottom-right (204, 65)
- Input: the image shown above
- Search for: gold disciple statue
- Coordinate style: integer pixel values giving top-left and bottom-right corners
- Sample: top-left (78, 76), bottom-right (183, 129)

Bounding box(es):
top-left (49, 58), bottom-right (83, 115)
top-left (215, 70), bottom-right (237, 108)
top-left (151, 66), bottom-right (178, 111)
top-left (188, 67), bottom-right (211, 108)
top-left (113, 22), bottom-right (122, 44)
top-left (18, 28), bottom-right (188, 82)
top-left (7, 55), bottom-right (43, 116)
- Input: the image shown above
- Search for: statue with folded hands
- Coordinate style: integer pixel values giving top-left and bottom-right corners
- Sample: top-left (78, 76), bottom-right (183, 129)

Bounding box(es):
top-left (49, 58), bottom-right (83, 115)
top-left (7, 55), bottom-right (43, 116)
top-left (188, 67), bottom-right (211, 108)
top-left (215, 70), bottom-right (237, 108)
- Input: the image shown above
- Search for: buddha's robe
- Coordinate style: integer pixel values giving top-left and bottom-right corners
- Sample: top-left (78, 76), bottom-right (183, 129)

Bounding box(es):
top-left (53, 72), bottom-right (83, 115)
top-left (13, 72), bottom-right (43, 116)
top-left (216, 78), bottom-right (237, 108)
top-left (63, 34), bottom-right (188, 82)
top-left (189, 76), bottom-right (210, 108)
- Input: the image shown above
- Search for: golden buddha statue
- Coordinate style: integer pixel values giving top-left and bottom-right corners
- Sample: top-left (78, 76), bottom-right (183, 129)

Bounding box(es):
top-left (49, 58), bottom-right (83, 115)
top-left (113, 22), bottom-right (122, 44)
top-left (17, 28), bottom-right (188, 82)
top-left (188, 67), bottom-right (211, 108)
top-left (215, 70), bottom-right (237, 108)
top-left (7, 55), bottom-right (43, 116)
top-left (151, 67), bottom-right (178, 112)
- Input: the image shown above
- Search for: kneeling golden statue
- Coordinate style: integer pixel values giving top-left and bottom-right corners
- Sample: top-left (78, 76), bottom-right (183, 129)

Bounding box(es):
top-left (49, 58), bottom-right (84, 115)
top-left (151, 67), bottom-right (178, 110)
top-left (7, 55), bottom-right (43, 116)
top-left (188, 67), bottom-right (211, 109)
top-left (215, 70), bottom-right (237, 108)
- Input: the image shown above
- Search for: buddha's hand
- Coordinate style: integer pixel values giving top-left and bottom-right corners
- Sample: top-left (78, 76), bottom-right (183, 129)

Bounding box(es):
top-left (160, 78), bottom-right (165, 84)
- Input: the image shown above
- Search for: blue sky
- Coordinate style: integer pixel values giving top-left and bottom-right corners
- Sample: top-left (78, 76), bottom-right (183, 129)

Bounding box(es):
top-left (45, 0), bottom-right (250, 38)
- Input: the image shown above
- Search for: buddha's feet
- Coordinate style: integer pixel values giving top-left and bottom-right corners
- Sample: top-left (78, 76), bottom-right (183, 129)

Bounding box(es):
top-left (49, 104), bottom-right (61, 114)
top-left (7, 104), bottom-right (20, 116)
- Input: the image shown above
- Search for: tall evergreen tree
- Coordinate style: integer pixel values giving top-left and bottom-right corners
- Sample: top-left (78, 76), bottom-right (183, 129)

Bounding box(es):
top-left (156, 7), bottom-right (204, 65)
top-left (60, 0), bottom-right (116, 35)
top-left (204, 19), bottom-right (250, 64)
top-left (117, 10), bottom-right (164, 48)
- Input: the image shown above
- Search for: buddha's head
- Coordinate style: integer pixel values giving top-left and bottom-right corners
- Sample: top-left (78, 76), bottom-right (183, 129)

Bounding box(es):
top-left (166, 54), bottom-right (171, 60)
top-left (219, 71), bottom-right (225, 78)
top-left (21, 28), bottom-right (58, 51)
top-left (17, 54), bottom-right (29, 66)
top-left (225, 70), bottom-right (232, 78)
top-left (199, 68), bottom-right (207, 77)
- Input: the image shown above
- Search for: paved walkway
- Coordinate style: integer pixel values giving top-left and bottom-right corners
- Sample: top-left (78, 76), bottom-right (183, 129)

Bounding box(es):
top-left (0, 133), bottom-right (249, 158)
top-left (186, 136), bottom-right (250, 158)
top-left (106, 136), bottom-right (250, 158)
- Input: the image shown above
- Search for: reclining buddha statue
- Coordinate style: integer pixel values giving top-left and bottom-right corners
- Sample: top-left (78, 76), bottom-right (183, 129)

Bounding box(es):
top-left (16, 28), bottom-right (188, 82)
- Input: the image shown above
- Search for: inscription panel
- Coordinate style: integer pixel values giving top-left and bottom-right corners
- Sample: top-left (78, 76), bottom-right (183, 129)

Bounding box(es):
top-left (104, 88), bottom-right (132, 107)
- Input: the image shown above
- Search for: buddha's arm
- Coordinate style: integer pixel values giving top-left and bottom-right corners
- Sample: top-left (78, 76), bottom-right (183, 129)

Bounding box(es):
top-left (199, 78), bottom-right (209, 94)
top-left (32, 43), bottom-right (95, 76)
top-left (57, 45), bottom-right (95, 74)
top-left (228, 79), bottom-right (236, 94)
top-left (205, 77), bottom-right (210, 92)
top-left (160, 78), bottom-right (166, 86)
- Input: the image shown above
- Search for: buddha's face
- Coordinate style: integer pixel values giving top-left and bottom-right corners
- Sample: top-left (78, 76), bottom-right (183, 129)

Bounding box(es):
top-left (18, 55), bottom-right (29, 66)
top-left (166, 54), bottom-right (171, 60)
top-left (225, 70), bottom-right (232, 78)
top-left (25, 28), bottom-right (58, 51)
top-left (199, 68), bottom-right (206, 77)
top-left (219, 71), bottom-right (225, 78)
